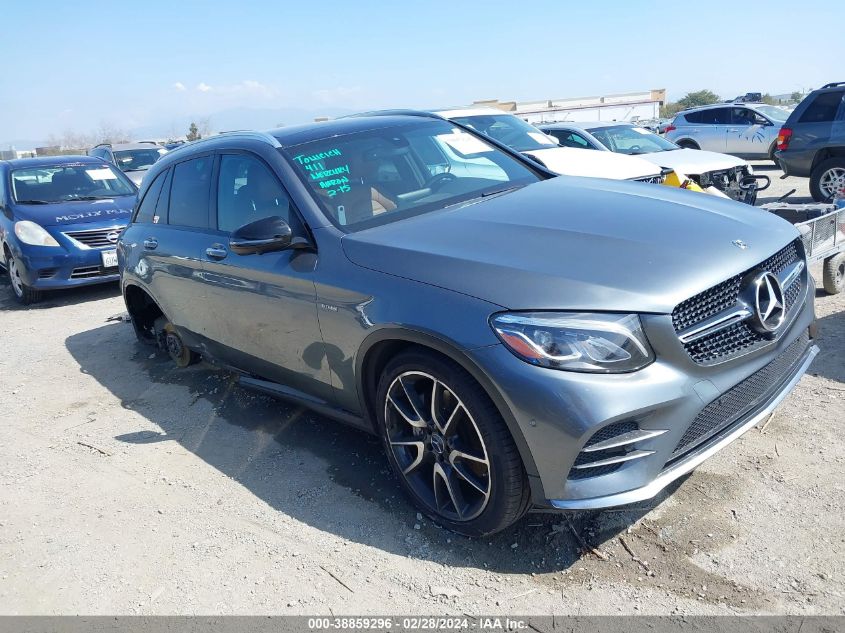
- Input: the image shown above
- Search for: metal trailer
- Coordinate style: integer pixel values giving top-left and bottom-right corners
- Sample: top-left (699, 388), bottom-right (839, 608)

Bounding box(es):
top-left (762, 202), bottom-right (845, 294)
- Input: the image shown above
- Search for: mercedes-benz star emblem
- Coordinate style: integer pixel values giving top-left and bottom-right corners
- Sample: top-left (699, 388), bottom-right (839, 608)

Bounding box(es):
top-left (751, 271), bottom-right (786, 334)
top-left (732, 239), bottom-right (749, 250)
top-left (106, 231), bottom-right (120, 243)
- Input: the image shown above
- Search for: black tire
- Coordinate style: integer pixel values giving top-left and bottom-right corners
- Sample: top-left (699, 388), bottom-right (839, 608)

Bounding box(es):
top-left (5, 252), bottom-right (42, 305)
top-left (375, 349), bottom-right (530, 537)
top-left (769, 142), bottom-right (779, 166)
top-left (809, 157), bottom-right (845, 202)
top-left (823, 253), bottom-right (845, 295)
top-left (676, 140), bottom-right (700, 150)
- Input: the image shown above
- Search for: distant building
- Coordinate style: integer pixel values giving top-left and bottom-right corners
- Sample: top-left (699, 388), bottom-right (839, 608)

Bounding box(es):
top-left (473, 89), bottom-right (666, 124)
top-left (0, 148), bottom-right (37, 160)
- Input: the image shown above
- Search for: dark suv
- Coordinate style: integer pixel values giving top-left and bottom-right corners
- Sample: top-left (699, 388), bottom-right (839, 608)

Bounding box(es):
top-left (118, 114), bottom-right (817, 536)
top-left (776, 82), bottom-right (845, 202)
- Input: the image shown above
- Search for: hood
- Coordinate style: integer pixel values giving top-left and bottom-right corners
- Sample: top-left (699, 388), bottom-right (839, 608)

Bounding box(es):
top-left (12, 196), bottom-right (136, 227)
top-left (636, 148), bottom-right (747, 176)
top-left (524, 147), bottom-right (661, 180)
top-left (341, 177), bottom-right (798, 313)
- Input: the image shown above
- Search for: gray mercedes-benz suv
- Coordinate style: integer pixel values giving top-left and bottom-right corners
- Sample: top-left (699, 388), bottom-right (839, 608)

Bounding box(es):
top-left (118, 113), bottom-right (818, 536)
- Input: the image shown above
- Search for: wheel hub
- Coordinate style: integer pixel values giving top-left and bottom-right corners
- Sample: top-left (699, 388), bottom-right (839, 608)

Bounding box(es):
top-left (429, 433), bottom-right (446, 456)
top-left (165, 332), bottom-right (183, 358)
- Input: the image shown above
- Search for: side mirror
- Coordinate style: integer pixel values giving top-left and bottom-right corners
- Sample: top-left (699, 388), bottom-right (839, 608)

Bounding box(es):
top-left (229, 216), bottom-right (293, 255)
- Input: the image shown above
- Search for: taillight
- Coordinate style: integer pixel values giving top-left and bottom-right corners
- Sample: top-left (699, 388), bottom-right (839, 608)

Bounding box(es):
top-left (776, 127), bottom-right (792, 151)
top-left (663, 124), bottom-right (676, 134)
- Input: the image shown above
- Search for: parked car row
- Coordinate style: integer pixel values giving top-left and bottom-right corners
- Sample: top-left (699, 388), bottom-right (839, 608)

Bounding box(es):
top-left (539, 121), bottom-right (760, 204)
top-left (0, 106), bottom-right (823, 536)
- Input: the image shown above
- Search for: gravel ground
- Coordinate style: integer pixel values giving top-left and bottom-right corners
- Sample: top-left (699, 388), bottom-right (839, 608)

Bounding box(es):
top-left (0, 164), bottom-right (842, 615)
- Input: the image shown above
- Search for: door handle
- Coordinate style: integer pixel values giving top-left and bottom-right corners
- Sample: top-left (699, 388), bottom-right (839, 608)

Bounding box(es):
top-left (727, 128), bottom-right (739, 133)
top-left (206, 244), bottom-right (228, 260)
top-left (143, 238), bottom-right (158, 250)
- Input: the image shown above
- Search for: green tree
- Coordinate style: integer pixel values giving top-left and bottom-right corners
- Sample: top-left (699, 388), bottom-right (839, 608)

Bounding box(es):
top-left (676, 89), bottom-right (720, 109)
top-left (791, 91), bottom-right (803, 103)
top-left (186, 122), bottom-right (200, 142)
top-left (660, 89), bottom-right (721, 118)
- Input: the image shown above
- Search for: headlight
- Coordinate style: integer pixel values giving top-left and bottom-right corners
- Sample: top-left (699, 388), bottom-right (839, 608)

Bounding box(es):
top-left (14, 221), bottom-right (60, 247)
top-left (490, 312), bottom-right (654, 373)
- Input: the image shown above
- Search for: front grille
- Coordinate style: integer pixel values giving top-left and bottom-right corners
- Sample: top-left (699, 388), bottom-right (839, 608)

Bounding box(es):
top-left (634, 174), bottom-right (665, 185)
top-left (672, 240), bottom-right (803, 364)
top-left (70, 265), bottom-right (118, 279)
top-left (669, 331), bottom-right (810, 462)
top-left (64, 226), bottom-right (124, 248)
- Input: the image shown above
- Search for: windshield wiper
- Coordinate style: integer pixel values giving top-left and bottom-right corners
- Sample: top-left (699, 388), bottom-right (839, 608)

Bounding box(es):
top-left (15, 199), bottom-right (51, 205)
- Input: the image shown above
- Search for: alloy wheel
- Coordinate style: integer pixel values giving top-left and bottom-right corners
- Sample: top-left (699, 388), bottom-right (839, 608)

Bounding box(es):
top-left (8, 257), bottom-right (23, 298)
top-left (819, 167), bottom-right (845, 199)
top-left (384, 371), bottom-right (491, 521)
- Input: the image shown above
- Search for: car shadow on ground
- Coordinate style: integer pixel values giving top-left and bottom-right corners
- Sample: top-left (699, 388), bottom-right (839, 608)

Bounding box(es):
top-left (809, 309), bottom-right (845, 384)
top-left (65, 321), bottom-right (686, 575)
top-left (0, 274), bottom-right (120, 311)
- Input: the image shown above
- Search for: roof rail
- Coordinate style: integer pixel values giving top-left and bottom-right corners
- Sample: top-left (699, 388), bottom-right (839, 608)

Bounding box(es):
top-left (341, 109), bottom-right (445, 120)
top-left (821, 81), bottom-right (845, 89)
top-left (93, 142), bottom-right (111, 148)
top-left (168, 130), bottom-right (282, 154)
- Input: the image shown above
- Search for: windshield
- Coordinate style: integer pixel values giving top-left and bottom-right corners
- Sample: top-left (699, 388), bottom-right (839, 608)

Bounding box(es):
top-left (284, 119), bottom-right (542, 231)
top-left (11, 164), bottom-right (136, 203)
top-left (113, 147), bottom-right (167, 172)
top-left (587, 125), bottom-right (679, 154)
top-left (448, 114), bottom-right (558, 152)
top-left (753, 105), bottom-right (789, 122)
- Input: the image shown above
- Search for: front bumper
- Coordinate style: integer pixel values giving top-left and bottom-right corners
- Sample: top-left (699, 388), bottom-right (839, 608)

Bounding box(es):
top-left (467, 281), bottom-right (817, 508)
top-left (550, 340), bottom-right (817, 509)
top-left (8, 223), bottom-right (122, 289)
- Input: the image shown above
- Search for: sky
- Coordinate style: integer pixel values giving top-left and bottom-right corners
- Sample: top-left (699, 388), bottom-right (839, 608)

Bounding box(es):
top-left (1, 0), bottom-right (842, 146)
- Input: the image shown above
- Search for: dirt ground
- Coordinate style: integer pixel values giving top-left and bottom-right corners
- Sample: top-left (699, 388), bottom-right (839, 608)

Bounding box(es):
top-left (0, 164), bottom-right (843, 616)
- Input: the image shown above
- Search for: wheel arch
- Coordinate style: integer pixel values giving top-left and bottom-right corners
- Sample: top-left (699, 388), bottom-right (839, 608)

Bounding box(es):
top-left (355, 327), bottom-right (541, 482)
top-left (122, 281), bottom-right (167, 343)
top-left (674, 137), bottom-right (700, 149)
top-left (811, 146), bottom-right (845, 172)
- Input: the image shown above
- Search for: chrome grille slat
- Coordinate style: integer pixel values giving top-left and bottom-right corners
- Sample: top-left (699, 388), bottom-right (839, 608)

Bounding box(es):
top-left (581, 428), bottom-right (668, 452)
top-left (671, 240), bottom-right (803, 364)
top-left (64, 226), bottom-right (125, 249)
top-left (572, 450), bottom-right (655, 470)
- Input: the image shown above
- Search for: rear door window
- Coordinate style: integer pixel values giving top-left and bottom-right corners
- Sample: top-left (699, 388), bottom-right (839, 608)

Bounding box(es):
top-left (167, 156), bottom-right (213, 228)
top-left (799, 90), bottom-right (845, 123)
top-left (695, 108), bottom-right (731, 124)
top-left (134, 169), bottom-right (168, 223)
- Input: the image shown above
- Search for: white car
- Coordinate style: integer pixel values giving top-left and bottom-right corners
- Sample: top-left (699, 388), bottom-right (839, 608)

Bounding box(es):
top-left (539, 121), bottom-right (759, 204)
top-left (434, 108), bottom-right (666, 184)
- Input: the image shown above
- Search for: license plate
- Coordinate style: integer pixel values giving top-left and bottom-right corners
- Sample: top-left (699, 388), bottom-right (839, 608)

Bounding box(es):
top-left (101, 250), bottom-right (118, 268)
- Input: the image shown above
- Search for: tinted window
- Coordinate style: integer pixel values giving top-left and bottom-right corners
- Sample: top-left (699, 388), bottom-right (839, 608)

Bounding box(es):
top-left (693, 108), bottom-right (731, 124)
top-left (134, 169), bottom-right (168, 223)
top-left (217, 154), bottom-right (292, 232)
top-left (799, 91), bottom-right (845, 123)
top-left (548, 130), bottom-right (593, 149)
top-left (168, 156), bottom-right (212, 228)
